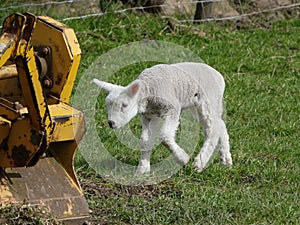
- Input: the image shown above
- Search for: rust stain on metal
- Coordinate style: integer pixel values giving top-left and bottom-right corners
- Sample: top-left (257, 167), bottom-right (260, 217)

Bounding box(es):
top-left (0, 137), bottom-right (8, 151)
top-left (30, 130), bottom-right (42, 146)
top-left (53, 116), bottom-right (70, 124)
top-left (55, 73), bottom-right (63, 85)
top-left (11, 145), bottom-right (30, 166)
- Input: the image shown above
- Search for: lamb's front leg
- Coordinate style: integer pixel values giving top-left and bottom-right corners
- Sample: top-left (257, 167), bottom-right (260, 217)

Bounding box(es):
top-left (160, 116), bottom-right (190, 166)
top-left (136, 116), bottom-right (159, 175)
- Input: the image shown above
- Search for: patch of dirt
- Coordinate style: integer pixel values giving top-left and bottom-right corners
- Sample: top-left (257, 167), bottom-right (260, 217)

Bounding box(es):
top-left (77, 170), bottom-right (179, 224)
top-left (0, 202), bottom-right (62, 225)
top-left (77, 170), bottom-right (172, 200)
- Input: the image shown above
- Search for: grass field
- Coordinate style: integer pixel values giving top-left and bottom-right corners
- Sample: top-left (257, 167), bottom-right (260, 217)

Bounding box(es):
top-left (0, 5), bottom-right (299, 224)
top-left (64, 11), bottom-right (300, 225)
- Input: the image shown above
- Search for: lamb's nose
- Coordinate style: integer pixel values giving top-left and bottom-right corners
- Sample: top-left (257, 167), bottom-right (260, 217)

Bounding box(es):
top-left (108, 120), bottom-right (115, 129)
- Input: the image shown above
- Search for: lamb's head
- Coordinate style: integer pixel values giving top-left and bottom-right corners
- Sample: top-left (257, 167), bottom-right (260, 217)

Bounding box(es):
top-left (93, 79), bottom-right (141, 129)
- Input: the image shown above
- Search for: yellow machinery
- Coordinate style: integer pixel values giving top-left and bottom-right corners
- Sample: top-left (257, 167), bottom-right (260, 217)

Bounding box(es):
top-left (0, 13), bottom-right (89, 224)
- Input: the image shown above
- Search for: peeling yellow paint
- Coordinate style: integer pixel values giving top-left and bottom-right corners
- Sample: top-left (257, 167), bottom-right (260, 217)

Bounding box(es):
top-left (63, 199), bottom-right (74, 216)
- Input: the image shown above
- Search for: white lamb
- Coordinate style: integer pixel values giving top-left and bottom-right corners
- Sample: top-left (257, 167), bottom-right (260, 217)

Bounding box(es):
top-left (93, 62), bottom-right (232, 174)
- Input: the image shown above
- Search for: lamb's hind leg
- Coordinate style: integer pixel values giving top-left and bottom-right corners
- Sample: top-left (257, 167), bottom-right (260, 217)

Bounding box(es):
top-left (193, 115), bottom-right (232, 171)
top-left (160, 116), bottom-right (190, 166)
top-left (193, 119), bottom-right (220, 172)
top-left (218, 119), bottom-right (232, 167)
top-left (192, 98), bottom-right (219, 172)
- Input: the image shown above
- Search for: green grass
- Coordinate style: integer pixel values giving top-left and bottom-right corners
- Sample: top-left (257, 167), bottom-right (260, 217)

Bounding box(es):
top-left (1, 5), bottom-right (299, 224)
top-left (67, 13), bottom-right (299, 224)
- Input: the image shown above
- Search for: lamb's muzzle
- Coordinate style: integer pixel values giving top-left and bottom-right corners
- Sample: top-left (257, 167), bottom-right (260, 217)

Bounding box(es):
top-left (108, 120), bottom-right (116, 129)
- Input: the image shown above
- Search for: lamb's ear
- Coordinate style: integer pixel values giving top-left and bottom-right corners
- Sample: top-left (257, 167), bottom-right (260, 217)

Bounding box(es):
top-left (125, 80), bottom-right (140, 97)
top-left (92, 78), bottom-right (120, 93)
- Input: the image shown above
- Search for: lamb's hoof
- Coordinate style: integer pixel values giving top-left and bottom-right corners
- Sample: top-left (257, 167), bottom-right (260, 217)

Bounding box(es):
top-left (193, 158), bottom-right (204, 172)
top-left (174, 152), bottom-right (190, 166)
top-left (220, 156), bottom-right (233, 168)
top-left (135, 165), bottom-right (150, 176)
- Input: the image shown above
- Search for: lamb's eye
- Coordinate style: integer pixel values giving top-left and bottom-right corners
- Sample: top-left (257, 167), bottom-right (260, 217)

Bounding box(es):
top-left (122, 103), bottom-right (128, 108)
